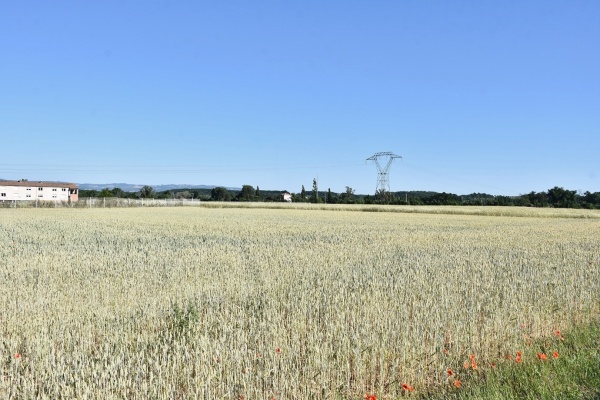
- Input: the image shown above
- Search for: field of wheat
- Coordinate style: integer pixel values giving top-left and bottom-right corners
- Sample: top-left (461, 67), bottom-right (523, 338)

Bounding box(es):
top-left (1, 206), bottom-right (599, 399)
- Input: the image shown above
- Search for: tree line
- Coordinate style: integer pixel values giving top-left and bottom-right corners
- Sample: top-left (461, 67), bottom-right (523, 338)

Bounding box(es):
top-left (78, 185), bottom-right (600, 209)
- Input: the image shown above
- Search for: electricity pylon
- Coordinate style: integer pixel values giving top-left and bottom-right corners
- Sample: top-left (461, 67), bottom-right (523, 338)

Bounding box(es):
top-left (367, 152), bottom-right (402, 194)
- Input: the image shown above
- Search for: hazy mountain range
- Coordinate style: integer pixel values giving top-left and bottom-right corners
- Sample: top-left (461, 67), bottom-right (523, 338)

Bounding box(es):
top-left (77, 183), bottom-right (241, 192)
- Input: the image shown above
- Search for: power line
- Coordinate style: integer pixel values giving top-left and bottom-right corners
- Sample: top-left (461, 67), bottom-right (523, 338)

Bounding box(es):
top-left (0, 161), bottom-right (366, 175)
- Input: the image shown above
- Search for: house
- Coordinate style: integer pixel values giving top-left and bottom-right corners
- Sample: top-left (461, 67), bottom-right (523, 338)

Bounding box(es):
top-left (0, 180), bottom-right (79, 202)
top-left (282, 192), bottom-right (292, 202)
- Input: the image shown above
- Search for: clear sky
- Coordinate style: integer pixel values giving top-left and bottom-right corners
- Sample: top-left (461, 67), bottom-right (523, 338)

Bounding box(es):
top-left (1, 1), bottom-right (598, 195)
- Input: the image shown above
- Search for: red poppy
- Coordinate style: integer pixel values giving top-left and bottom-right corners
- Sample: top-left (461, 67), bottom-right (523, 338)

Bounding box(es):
top-left (447, 369), bottom-right (454, 376)
top-left (454, 380), bottom-right (461, 388)
top-left (401, 383), bottom-right (414, 392)
top-left (537, 353), bottom-right (548, 361)
top-left (14, 353), bottom-right (20, 359)
top-left (471, 362), bottom-right (478, 370)
top-left (365, 394), bottom-right (377, 400)
top-left (553, 351), bottom-right (559, 359)
top-left (490, 362), bottom-right (496, 368)
top-left (275, 347), bottom-right (281, 354)
top-left (516, 351), bottom-right (522, 357)
top-left (469, 354), bottom-right (475, 361)
top-left (515, 355), bottom-right (522, 363)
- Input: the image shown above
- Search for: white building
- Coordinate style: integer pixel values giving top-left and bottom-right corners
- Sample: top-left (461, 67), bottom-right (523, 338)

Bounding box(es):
top-left (282, 192), bottom-right (292, 202)
top-left (0, 180), bottom-right (79, 202)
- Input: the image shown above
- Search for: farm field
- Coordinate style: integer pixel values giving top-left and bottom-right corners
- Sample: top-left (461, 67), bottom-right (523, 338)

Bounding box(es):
top-left (1, 206), bottom-right (599, 399)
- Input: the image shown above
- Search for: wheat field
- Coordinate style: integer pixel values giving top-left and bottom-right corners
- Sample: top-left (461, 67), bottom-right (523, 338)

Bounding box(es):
top-left (1, 206), bottom-right (599, 399)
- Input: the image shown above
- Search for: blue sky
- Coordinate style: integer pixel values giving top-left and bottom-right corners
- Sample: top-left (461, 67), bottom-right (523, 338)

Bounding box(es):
top-left (1, 1), bottom-right (598, 195)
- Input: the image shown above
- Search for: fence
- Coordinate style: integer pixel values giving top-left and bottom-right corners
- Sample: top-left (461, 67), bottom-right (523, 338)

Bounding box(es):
top-left (1, 198), bottom-right (204, 208)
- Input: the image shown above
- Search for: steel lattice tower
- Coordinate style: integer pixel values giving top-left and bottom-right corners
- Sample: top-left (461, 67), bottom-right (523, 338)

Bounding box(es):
top-left (367, 152), bottom-right (402, 194)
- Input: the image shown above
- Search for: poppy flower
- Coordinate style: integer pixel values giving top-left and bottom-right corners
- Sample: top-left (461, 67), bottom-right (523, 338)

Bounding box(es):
top-left (365, 394), bottom-right (377, 400)
top-left (471, 362), bottom-right (478, 370)
top-left (537, 353), bottom-right (548, 361)
top-left (447, 369), bottom-right (454, 376)
top-left (275, 348), bottom-right (281, 354)
top-left (469, 354), bottom-right (475, 361)
top-left (490, 362), bottom-right (496, 368)
top-left (516, 351), bottom-right (522, 357)
top-left (14, 353), bottom-right (20, 359)
top-left (401, 383), bottom-right (414, 392)
top-left (553, 351), bottom-right (559, 359)
top-left (454, 380), bottom-right (461, 388)
top-left (515, 355), bottom-right (522, 363)
top-left (463, 361), bottom-right (470, 369)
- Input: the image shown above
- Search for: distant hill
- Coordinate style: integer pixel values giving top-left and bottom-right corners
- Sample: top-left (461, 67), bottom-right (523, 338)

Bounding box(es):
top-left (78, 183), bottom-right (240, 192)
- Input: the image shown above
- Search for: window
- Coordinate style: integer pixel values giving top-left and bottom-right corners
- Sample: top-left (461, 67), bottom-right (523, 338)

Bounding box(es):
top-left (62, 188), bottom-right (67, 191)
top-left (1, 193), bottom-right (6, 197)
top-left (26, 188), bottom-right (32, 191)
top-left (26, 194), bottom-right (31, 198)
top-left (52, 195), bottom-right (57, 198)
top-left (52, 188), bottom-right (57, 192)
top-left (38, 187), bottom-right (43, 191)
top-left (38, 194), bottom-right (43, 198)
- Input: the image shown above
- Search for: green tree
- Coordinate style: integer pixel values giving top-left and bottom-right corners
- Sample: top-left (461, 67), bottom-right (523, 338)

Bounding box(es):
top-left (547, 186), bottom-right (578, 208)
top-left (311, 178), bottom-right (318, 203)
top-left (111, 187), bottom-right (126, 198)
top-left (340, 186), bottom-right (355, 203)
top-left (301, 185), bottom-right (306, 201)
top-left (176, 191), bottom-right (191, 199)
top-left (582, 191), bottom-right (600, 209)
top-left (255, 186), bottom-right (261, 200)
top-left (238, 185), bottom-right (255, 201)
top-left (211, 187), bottom-right (231, 201)
top-left (99, 188), bottom-right (115, 198)
top-left (375, 188), bottom-right (389, 204)
top-left (139, 185), bottom-right (155, 199)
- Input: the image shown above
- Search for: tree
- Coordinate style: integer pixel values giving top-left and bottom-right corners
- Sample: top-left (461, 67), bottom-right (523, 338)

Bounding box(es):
top-left (301, 185), bottom-right (306, 201)
top-left (238, 185), bottom-right (255, 201)
top-left (547, 186), bottom-right (578, 208)
top-left (255, 186), bottom-right (260, 200)
top-left (211, 187), bottom-right (231, 201)
top-left (374, 188), bottom-right (389, 204)
top-left (582, 191), bottom-right (600, 209)
top-left (111, 187), bottom-right (126, 198)
top-left (311, 178), bottom-right (318, 203)
top-left (138, 185), bottom-right (155, 198)
top-left (340, 186), bottom-right (355, 203)
top-left (176, 191), bottom-right (191, 199)
top-left (99, 188), bottom-right (114, 198)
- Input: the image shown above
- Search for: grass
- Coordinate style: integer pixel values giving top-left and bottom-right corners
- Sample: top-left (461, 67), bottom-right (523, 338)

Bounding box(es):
top-left (423, 321), bottom-right (600, 399)
top-left (0, 206), bottom-right (598, 398)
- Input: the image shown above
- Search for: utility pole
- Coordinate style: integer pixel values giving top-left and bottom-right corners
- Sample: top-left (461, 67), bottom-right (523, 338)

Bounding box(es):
top-left (367, 152), bottom-right (402, 194)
